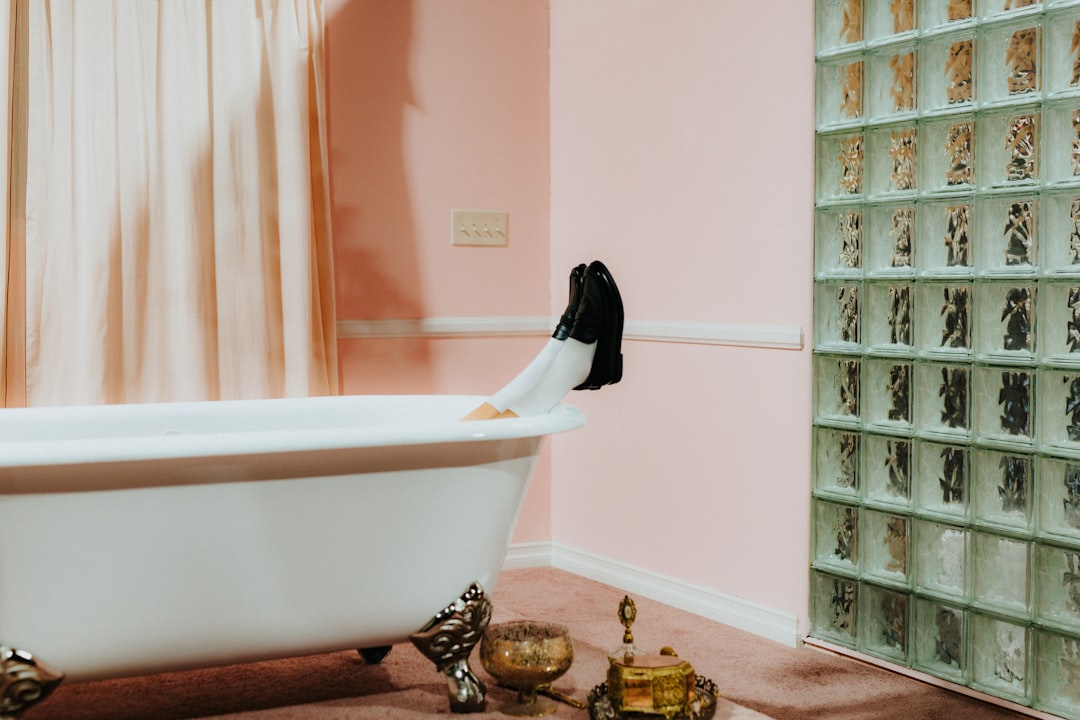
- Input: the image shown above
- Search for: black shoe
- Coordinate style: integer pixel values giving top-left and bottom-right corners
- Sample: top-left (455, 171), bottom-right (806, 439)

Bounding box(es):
top-left (570, 260), bottom-right (624, 390)
top-left (552, 263), bottom-right (588, 340)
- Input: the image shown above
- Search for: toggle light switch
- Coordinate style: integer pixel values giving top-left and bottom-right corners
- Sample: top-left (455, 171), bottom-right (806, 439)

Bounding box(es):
top-left (451, 210), bottom-right (508, 247)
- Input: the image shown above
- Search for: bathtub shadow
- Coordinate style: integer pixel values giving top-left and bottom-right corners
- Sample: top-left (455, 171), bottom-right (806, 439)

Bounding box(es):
top-left (32, 648), bottom-right (407, 719)
top-left (31, 643), bottom-right (546, 719)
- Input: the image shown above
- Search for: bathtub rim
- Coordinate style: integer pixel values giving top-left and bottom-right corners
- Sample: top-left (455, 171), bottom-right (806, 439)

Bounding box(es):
top-left (0, 394), bottom-right (585, 471)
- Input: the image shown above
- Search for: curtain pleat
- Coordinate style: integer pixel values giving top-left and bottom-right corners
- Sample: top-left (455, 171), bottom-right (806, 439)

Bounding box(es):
top-left (0, 1), bottom-right (11, 406)
top-left (18, 0), bottom-right (336, 406)
top-left (2, 0), bottom-right (27, 408)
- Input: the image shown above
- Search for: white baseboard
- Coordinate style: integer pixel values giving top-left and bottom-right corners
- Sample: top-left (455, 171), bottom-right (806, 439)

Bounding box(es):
top-left (502, 541), bottom-right (553, 570)
top-left (502, 542), bottom-right (801, 648)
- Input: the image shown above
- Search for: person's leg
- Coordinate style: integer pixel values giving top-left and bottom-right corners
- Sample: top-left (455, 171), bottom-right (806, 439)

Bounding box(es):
top-left (461, 264), bottom-right (586, 421)
top-left (495, 337), bottom-right (595, 417)
top-left (460, 337), bottom-right (565, 420)
top-left (465, 260), bottom-right (623, 420)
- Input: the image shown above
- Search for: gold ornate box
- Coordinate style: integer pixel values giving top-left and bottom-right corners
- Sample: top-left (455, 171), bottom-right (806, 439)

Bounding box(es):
top-left (607, 651), bottom-right (696, 719)
top-left (603, 596), bottom-right (697, 719)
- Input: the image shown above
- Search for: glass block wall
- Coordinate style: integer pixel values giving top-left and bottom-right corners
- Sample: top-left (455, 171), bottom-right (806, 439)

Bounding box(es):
top-left (812, 1), bottom-right (1080, 716)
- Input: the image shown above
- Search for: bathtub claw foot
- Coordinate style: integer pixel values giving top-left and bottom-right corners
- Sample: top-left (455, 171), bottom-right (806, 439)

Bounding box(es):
top-left (0, 646), bottom-right (64, 720)
top-left (409, 583), bottom-right (491, 713)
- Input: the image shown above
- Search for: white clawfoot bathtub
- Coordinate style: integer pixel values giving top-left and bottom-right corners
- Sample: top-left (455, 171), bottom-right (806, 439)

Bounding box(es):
top-left (0, 394), bottom-right (584, 717)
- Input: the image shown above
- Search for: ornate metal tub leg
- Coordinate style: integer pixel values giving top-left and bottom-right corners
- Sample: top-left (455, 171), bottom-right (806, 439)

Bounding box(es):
top-left (409, 583), bottom-right (491, 713)
top-left (0, 646), bottom-right (64, 720)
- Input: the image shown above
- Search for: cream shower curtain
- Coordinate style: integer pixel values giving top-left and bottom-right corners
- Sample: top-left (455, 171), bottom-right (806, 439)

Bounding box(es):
top-left (3, 0), bottom-right (337, 407)
top-left (0, 6), bottom-right (8, 405)
top-left (1, 0), bottom-right (26, 408)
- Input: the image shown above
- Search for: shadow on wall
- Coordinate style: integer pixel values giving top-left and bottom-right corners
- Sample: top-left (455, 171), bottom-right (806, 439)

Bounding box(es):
top-left (326, 0), bottom-right (434, 390)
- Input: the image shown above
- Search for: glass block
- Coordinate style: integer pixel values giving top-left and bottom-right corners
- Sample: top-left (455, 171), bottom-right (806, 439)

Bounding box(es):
top-left (817, 54), bottom-right (866, 129)
top-left (814, 281), bottom-right (863, 350)
top-left (916, 198), bottom-right (976, 276)
top-left (1037, 454), bottom-right (1080, 544)
top-left (977, 105), bottom-right (1041, 190)
top-left (818, 132), bottom-right (866, 202)
top-left (863, 357), bottom-right (914, 431)
top-left (972, 448), bottom-right (1034, 534)
top-left (866, 0), bottom-right (918, 44)
top-left (978, 19), bottom-right (1042, 106)
top-left (1036, 368), bottom-right (1080, 454)
top-left (814, 354), bottom-right (862, 425)
top-left (974, 280), bottom-right (1036, 362)
top-left (1034, 543), bottom-right (1080, 632)
top-left (864, 281), bottom-right (915, 353)
top-left (915, 281), bottom-right (973, 358)
top-left (974, 194), bottom-right (1038, 274)
top-left (980, 0), bottom-right (1043, 19)
top-left (1040, 189), bottom-right (1080, 275)
top-left (918, 114), bottom-right (976, 193)
top-left (809, 570), bottom-right (858, 647)
top-left (973, 365), bottom-right (1035, 448)
top-left (1044, 7), bottom-right (1080, 98)
top-left (915, 440), bottom-right (971, 520)
top-left (914, 518), bottom-right (970, 600)
top-left (972, 533), bottom-right (1032, 617)
top-left (866, 122), bottom-right (918, 197)
top-left (865, 202), bottom-right (916, 276)
top-left (866, 47), bottom-right (918, 122)
top-left (863, 433), bottom-right (914, 509)
top-left (816, 206), bottom-right (865, 278)
top-left (1034, 629), bottom-right (1080, 719)
top-left (914, 362), bottom-right (972, 439)
top-left (920, 0), bottom-right (976, 31)
top-left (860, 508), bottom-right (911, 586)
top-left (813, 498), bottom-right (860, 573)
top-left (1036, 280), bottom-right (1080, 365)
top-left (814, 425), bottom-right (861, 499)
top-left (919, 31), bottom-right (977, 114)
top-left (914, 596), bottom-right (968, 682)
top-left (1044, 97), bottom-right (1080, 186)
top-left (970, 613), bottom-right (1031, 704)
top-left (809, 0), bottom-right (1080, 706)
top-left (858, 582), bottom-right (910, 663)
top-left (817, 0), bottom-right (863, 55)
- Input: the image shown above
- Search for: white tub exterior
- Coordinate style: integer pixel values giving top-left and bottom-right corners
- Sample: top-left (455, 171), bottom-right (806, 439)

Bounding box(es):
top-left (0, 395), bottom-right (583, 683)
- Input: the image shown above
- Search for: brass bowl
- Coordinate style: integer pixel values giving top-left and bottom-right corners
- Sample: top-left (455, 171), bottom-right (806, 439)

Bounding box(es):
top-left (480, 621), bottom-right (574, 717)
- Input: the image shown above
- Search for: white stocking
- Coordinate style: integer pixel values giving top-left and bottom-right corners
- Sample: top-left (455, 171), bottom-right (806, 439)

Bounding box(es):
top-left (487, 337), bottom-right (564, 413)
top-left (503, 339), bottom-right (595, 417)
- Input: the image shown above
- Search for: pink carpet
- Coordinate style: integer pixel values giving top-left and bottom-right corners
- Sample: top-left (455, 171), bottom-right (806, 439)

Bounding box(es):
top-left (24, 568), bottom-right (1033, 719)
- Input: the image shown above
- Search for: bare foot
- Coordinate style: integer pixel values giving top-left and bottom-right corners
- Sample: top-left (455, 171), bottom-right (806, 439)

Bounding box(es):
top-left (461, 402), bottom-right (501, 421)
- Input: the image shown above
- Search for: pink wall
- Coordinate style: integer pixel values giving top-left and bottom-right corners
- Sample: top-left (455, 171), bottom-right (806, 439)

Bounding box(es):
top-left (324, 0), bottom-right (554, 542)
top-left (325, 0), bottom-right (551, 323)
top-left (548, 1), bottom-right (815, 622)
top-left (325, 0), bottom-right (817, 627)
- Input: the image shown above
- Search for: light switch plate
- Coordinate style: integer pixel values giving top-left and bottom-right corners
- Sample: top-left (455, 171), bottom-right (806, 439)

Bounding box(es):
top-left (451, 210), bottom-right (508, 246)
